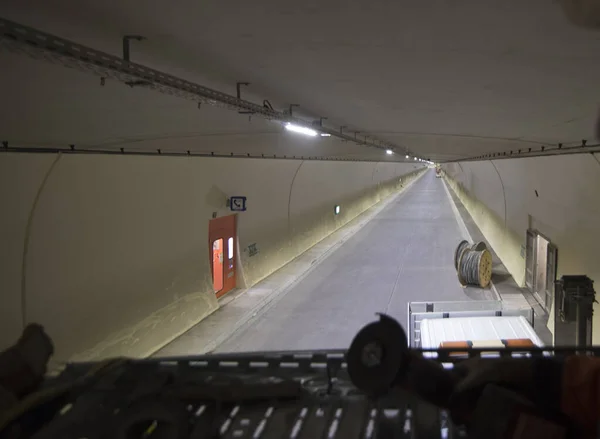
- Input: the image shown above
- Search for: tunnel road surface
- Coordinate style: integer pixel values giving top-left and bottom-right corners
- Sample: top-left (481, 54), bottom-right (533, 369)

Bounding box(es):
top-left (215, 170), bottom-right (496, 353)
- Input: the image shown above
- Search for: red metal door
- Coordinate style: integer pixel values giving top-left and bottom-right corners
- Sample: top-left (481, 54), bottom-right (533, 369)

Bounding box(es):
top-left (208, 215), bottom-right (237, 298)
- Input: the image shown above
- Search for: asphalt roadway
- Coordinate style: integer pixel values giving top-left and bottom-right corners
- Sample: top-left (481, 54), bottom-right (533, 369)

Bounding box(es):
top-left (216, 171), bottom-right (495, 353)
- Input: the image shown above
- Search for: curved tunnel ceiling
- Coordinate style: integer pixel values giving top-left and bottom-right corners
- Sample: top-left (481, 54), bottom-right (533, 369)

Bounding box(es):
top-left (0, 0), bottom-right (599, 162)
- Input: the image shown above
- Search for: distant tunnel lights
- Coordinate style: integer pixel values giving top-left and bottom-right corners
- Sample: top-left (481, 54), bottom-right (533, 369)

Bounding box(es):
top-left (386, 149), bottom-right (393, 155)
top-left (405, 155), bottom-right (409, 159)
top-left (285, 123), bottom-right (318, 137)
top-left (320, 133), bottom-right (331, 137)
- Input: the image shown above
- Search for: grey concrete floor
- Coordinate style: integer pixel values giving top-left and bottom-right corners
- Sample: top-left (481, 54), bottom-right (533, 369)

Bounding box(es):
top-left (216, 171), bottom-right (496, 353)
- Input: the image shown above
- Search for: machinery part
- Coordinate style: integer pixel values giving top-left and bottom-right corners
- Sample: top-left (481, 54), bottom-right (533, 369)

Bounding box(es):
top-left (15, 342), bottom-right (600, 438)
top-left (348, 314), bottom-right (458, 409)
top-left (457, 248), bottom-right (492, 288)
top-left (555, 275), bottom-right (596, 348)
top-left (347, 315), bottom-right (573, 436)
top-left (347, 313), bottom-right (408, 396)
top-left (556, 276), bottom-right (595, 323)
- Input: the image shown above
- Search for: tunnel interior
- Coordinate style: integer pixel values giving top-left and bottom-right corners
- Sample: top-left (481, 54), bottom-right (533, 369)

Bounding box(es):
top-left (0, 1), bottom-right (600, 365)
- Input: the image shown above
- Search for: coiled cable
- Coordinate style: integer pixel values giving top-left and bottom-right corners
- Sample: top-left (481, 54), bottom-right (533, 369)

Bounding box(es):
top-left (459, 250), bottom-right (482, 285)
top-left (457, 248), bottom-right (492, 288)
top-left (454, 240), bottom-right (470, 270)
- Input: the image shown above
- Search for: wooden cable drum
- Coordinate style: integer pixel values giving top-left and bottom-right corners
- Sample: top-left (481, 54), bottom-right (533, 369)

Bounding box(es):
top-left (457, 247), bottom-right (493, 288)
top-left (454, 241), bottom-right (488, 270)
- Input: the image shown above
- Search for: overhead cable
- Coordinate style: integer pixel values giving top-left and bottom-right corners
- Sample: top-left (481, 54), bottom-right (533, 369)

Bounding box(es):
top-left (0, 17), bottom-right (410, 155)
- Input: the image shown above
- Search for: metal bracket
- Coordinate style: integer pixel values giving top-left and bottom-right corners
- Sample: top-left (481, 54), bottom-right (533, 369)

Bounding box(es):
top-left (237, 81), bottom-right (253, 114)
top-left (236, 82), bottom-right (250, 99)
top-left (289, 104), bottom-right (300, 117)
top-left (122, 35), bottom-right (146, 61)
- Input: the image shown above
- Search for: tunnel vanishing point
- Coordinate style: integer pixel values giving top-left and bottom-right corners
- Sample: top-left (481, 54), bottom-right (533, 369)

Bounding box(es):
top-left (1, 1), bottom-right (600, 363)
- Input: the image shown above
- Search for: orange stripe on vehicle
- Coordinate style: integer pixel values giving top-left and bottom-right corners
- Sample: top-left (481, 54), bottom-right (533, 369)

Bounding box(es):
top-left (439, 341), bottom-right (471, 357)
top-left (504, 338), bottom-right (535, 348)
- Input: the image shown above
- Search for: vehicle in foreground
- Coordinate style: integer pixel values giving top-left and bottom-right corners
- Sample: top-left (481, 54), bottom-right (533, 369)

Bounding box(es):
top-left (0, 310), bottom-right (592, 439)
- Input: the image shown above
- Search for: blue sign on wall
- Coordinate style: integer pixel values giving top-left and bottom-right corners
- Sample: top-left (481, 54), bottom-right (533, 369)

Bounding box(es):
top-left (230, 196), bottom-right (247, 212)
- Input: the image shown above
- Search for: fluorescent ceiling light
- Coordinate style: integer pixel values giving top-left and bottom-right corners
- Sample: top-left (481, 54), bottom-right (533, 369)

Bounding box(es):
top-left (320, 133), bottom-right (331, 137)
top-left (386, 149), bottom-right (393, 155)
top-left (414, 157), bottom-right (417, 160)
top-left (285, 123), bottom-right (318, 137)
top-left (405, 155), bottom-right (409, 159)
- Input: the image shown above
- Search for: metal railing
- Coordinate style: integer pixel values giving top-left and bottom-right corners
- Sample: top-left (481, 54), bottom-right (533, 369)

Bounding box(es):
top-left (408, 300), bottom-right (535, 348)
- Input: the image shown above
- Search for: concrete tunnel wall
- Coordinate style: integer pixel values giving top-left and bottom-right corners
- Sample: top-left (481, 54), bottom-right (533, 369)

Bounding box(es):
top-left (441, 153), bottom-right (600, 342)
top-left (0, 152), bottom-right (424, 362)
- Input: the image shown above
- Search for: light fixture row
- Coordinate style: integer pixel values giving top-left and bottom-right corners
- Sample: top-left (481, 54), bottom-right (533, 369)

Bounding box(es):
top-left (284, 122), bottom-right (437, 163)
